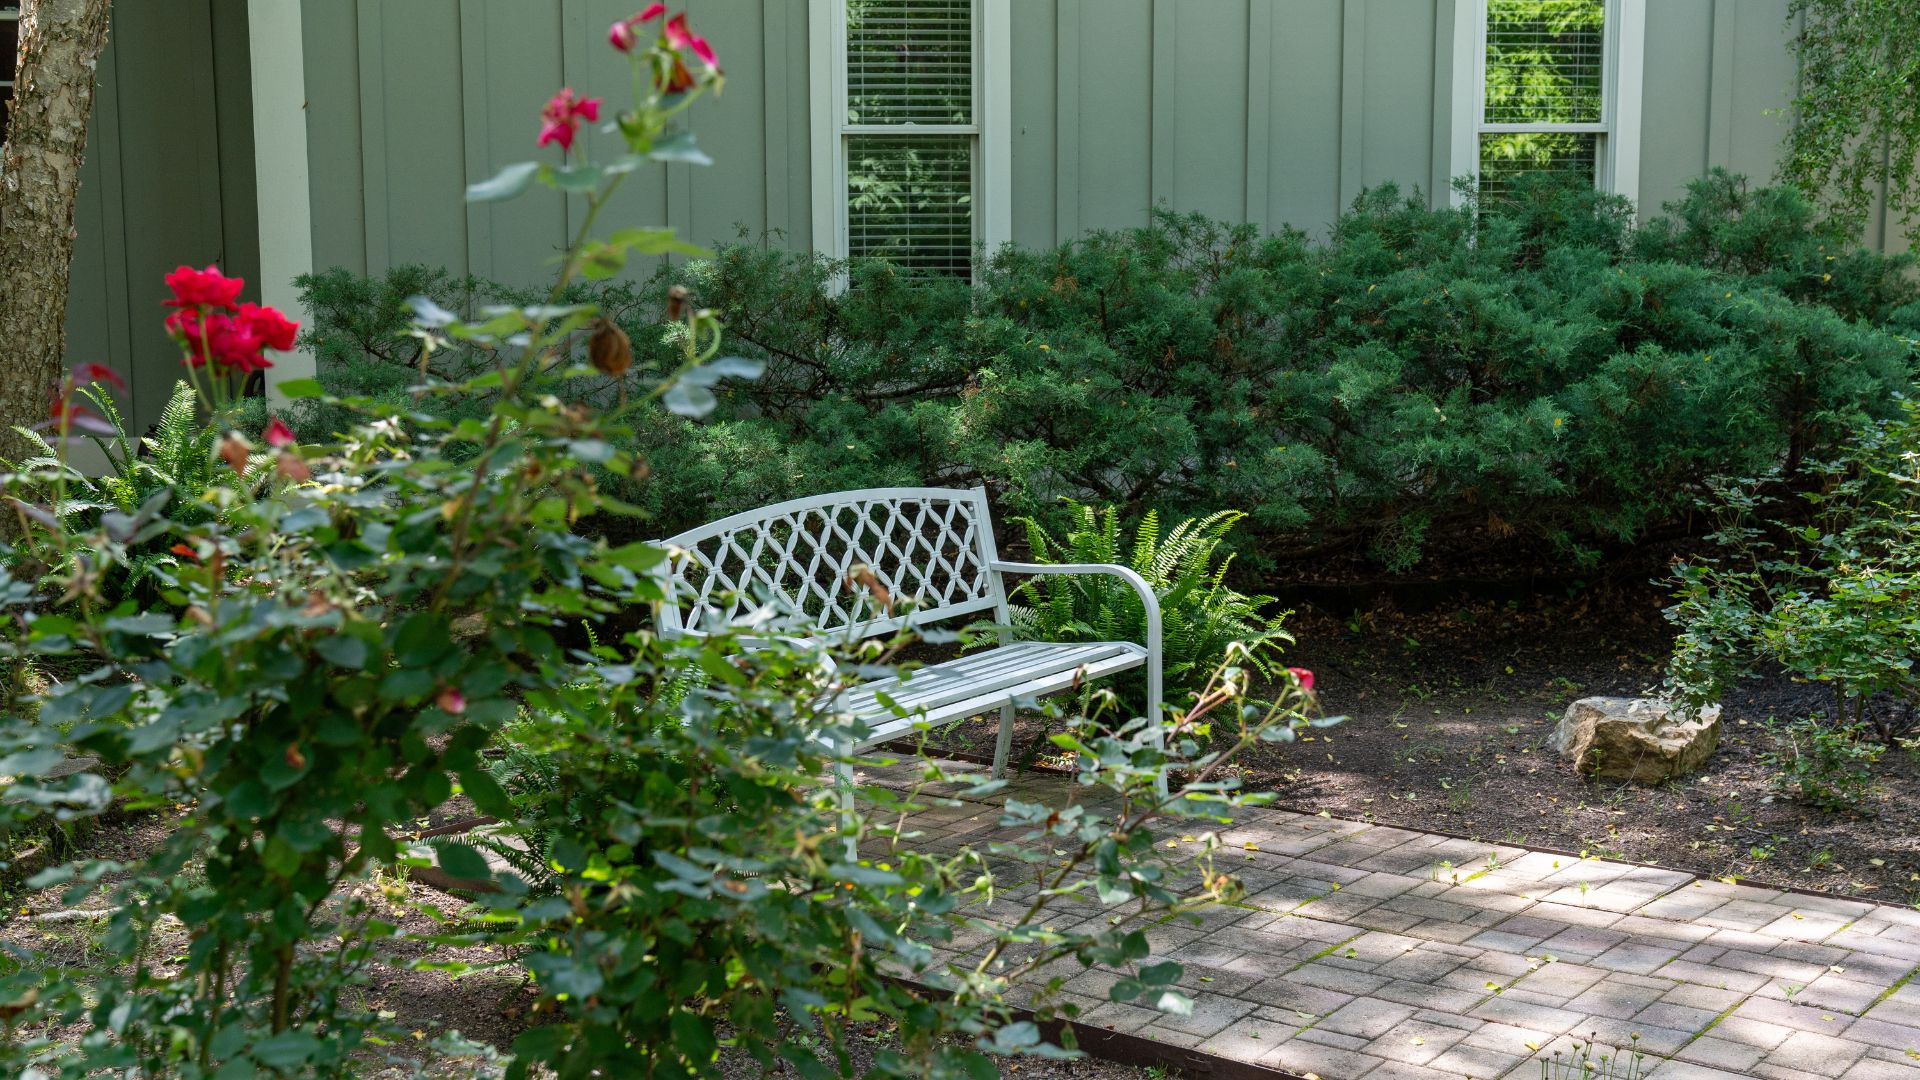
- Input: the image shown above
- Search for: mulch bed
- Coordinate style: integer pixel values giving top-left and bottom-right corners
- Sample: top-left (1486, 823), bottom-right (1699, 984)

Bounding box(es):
top-left (924, 574), bottom-right (1920, 906)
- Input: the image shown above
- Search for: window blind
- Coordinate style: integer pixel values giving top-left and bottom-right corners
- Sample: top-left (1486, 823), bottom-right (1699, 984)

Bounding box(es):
top-left (847, 135), bottom-right (973, 276)
top-left (839, 0), bottom-right (979, 279)
top-left (1483, 0), bottom-right (1605, 127)
top-left (1478, 132), bottom-right (1599, 197)
top-left (846, 0), bottom-right (973, 127)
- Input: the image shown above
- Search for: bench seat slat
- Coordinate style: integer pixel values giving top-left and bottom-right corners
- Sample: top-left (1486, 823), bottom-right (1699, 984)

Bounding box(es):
top-left (833, 641), bottom-right (1148, 750)
top-left (834, 641), bottom-right (1123, 714)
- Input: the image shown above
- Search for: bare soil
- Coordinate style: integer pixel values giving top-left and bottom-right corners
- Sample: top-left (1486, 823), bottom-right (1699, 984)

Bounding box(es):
top-left (927, 577), bottom-right (1920, 906)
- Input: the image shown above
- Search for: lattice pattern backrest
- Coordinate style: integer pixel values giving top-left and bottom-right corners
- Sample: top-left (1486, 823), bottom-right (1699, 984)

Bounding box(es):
top-left (660, 488), bottom-right (1000, 639)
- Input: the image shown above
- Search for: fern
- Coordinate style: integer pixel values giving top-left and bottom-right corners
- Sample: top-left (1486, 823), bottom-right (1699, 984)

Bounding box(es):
top-left (1010, 502), bottom-right (1291, 703)
top-left (4, 380), bottom-right (273, 606)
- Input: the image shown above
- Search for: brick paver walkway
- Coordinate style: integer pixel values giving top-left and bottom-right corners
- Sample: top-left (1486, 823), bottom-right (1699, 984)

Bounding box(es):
top-left (868, 761), bottom-right (1920, 1080)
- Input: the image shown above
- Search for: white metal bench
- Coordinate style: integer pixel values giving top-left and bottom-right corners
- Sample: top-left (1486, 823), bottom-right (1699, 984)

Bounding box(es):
top-left (657, 486), bottom-right (1163, 779)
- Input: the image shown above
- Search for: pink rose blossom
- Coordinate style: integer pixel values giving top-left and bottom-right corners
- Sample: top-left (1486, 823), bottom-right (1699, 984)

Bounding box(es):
top-left (663, 13), bottom-right (720, 70)
top-left (609, 5), bottom-right (667, 51)
top-left (537, 88), bottom-right (602, 152)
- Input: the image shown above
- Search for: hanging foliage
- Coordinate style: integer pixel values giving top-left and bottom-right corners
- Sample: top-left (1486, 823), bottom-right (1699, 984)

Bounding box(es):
top-left (1781, 0), bottom-right (1920, 238)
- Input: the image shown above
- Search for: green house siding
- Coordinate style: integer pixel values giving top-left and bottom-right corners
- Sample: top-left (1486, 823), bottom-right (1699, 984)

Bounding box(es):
top-left (60, 0), bottom-right (258, 432)
top-left (298, 0), bottom-right (816, 290)
top-left (293, 0), bottom-right (1888, 291)
top-left (53, 0), bottom-right (1908, 424)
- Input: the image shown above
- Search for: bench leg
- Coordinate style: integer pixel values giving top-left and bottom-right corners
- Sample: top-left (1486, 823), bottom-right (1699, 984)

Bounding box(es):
top-left (992, 702), bottom-right (1016, 779)
top-left (835, 748), bottom-right (858, 862)
top-left (1149, 683), bottom-right (1168, 800)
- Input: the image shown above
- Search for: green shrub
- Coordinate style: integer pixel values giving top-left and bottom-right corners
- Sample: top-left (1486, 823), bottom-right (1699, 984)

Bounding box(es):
top-left (1763, 718), bottom-right (1886, 811)
top-left (301, 171), bottom-right (1917, 573)
top-left (1011, 503), bottom-right (1289, 701)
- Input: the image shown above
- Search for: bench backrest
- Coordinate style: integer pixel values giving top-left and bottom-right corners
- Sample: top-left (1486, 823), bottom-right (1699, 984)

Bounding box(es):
top-left (658, 486), bottom-right (1006, 640)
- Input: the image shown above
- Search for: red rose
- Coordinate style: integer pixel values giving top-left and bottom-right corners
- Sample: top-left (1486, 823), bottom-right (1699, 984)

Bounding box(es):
top-left (263, 417), bottom-right (297, 449)
top-left (166, 309), bottom-right (212, 366)
top-left (169, 304), bottom-right (292, 373)
top-left (164, 265), bottom-right (245, 310)
top-left (238, 302), bottom-right (300, 352)
top-left (1288, 667), bottom-right (1315, 693)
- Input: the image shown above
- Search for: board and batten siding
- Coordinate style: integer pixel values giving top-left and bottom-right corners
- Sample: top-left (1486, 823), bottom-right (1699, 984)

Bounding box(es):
top-left (55, 0), bottom-right (259, 433)
top-left (299, 0), bottom-right (814, 289)
top-left (297, 0), bottom-right (1905, 294)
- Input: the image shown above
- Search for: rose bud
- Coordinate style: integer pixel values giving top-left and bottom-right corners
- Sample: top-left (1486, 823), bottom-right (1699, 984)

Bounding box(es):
top-left (219, 432), bottom-right (252, 473)
top-left (589, 317), bottom-right (633, 378)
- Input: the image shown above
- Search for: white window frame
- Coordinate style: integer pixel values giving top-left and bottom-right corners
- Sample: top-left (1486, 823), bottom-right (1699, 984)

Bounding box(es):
top-left (808, 0), bottom-right (1012, 272)
top-left (1449, 0), bottom-right (1645, 207)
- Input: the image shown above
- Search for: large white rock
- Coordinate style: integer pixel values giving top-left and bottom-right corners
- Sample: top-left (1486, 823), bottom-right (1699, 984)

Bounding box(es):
top-left (1550, 697), bottom-right (1722, 784)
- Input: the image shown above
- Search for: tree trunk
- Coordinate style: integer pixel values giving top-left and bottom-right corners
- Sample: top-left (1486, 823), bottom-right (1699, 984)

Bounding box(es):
top-left (0, 0), bottom-right (113, 465)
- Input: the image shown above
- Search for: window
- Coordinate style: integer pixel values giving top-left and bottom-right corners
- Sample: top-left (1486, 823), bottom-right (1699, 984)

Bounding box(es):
top-left (2, 5), bottom-right (19, 140)
top-left (810, 0), bottom-right (1010, 278)
top-left (1451, 0), bottom-right (1644, 204)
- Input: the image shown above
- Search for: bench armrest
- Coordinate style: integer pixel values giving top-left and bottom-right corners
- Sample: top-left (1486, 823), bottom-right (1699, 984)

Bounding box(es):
top-left (989, 561), bottom-right (1162, 724)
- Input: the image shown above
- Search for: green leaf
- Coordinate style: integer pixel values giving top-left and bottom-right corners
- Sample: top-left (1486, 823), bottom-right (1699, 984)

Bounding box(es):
top-left (458, 765), bottom-right (514, 818)
top-left (670, 1012), bottom-right (719, 1064)
top-left (251, 1029), bottom-right (323, 1069)
top-left (276, 378), bottom-right (325, 400)
top-left (550, 162), bottom-right (604, 194)
top-left (663, 381), bottom-right (718, 418)
top-left (378, 668), bottom-right (436, 702)
top-left (649, 130), bottom-right (713, 166)
top-left (1139, 960), bottom-right (1182, 986)
top-left (104, 612), bottom-right (176, 635)
top-left (680, 356), bottom-right (767, 387)
top-left (314, 635), bottom-right (368, 670)
top-left (435, 841), bottom-right (493, 882)
top-left (580, 241), bottom-right (628, 281)
top-left (467, 160), bottom-right (541, 202)
top-left (261, 834), bottom-right (302, 878)
top-left (607, 227), bottom-right (711, 259)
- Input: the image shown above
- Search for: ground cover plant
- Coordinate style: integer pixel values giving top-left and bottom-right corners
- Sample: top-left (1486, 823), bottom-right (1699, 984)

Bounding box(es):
top-left (0, 12), bottom-right (1331, 1077)
top-left (302, 171), bottom-right (1919, 577)
top-left (1664, 396), bottom-right (1920, 747)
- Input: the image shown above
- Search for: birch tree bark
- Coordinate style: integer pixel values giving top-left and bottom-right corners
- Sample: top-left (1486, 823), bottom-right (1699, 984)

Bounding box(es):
top-left (0, 0), bottom-right (113, 465)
